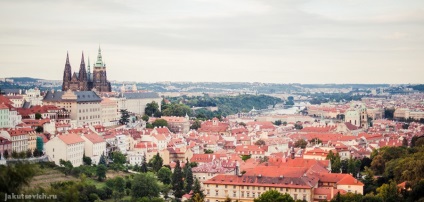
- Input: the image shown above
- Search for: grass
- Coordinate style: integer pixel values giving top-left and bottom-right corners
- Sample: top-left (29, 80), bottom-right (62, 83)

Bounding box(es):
top-left (86, 178), bottom-right (106, 189)
top-left (26, 167), bottom-right (78, 190)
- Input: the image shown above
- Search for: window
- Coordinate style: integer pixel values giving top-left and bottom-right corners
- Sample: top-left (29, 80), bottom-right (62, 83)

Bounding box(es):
top-left (216, 185), bottom-right (218, 188)
top-left (233, 192), bottom-right (236, 197)
top-left (215, 190), bottom-right (218, 196)
top-left (225, 185), bottom-right (227, 188)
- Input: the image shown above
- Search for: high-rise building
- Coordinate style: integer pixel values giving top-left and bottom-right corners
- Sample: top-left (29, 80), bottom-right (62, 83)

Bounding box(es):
top-left (62, 47), bottom-right (111, 92)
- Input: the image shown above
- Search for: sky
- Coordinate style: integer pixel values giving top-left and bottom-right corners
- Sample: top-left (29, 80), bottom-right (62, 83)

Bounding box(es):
top-left (0, 0), bottom-right (423, 84)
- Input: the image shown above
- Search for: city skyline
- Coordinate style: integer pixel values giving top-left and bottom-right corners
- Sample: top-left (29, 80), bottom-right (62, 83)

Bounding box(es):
top-left (1, 0), bottom-right (423, 84)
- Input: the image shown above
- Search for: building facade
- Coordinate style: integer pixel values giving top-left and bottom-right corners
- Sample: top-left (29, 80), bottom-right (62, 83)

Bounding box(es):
top-left (43, 90), bottom-right (102, 127)
top-left (45, 133), bottom-right (85, 166)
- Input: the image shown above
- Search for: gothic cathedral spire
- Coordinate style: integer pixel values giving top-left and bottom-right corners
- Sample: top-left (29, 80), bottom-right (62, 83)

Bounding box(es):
top-left (78, 52), bottom-right (88, 90)
top-left (62, 51), bottom-right (72, 91)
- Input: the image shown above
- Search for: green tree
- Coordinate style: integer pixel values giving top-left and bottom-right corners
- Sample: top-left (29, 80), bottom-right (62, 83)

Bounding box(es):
top-left (26, 149), bottom-right (32, 158)
top-left (377, 181), bottom-right (401, 202)
top-left (254, 190), bottom-right (294, 202)
top-left (141, 154), bottom-right (148, 173)
top-left (327, 151), bottom-right (342, 173)
top-left (185, 165), bottom-right (194, 194)
top-left (112, 176), bottom-right (126, 201)
top-left (11, 151), bottom-right (18, 159)
top-left (145, 101), bottom-right (161, 117)
top-left (0, 163), bottom-right (36, 194)
top-left (157, 167), bottom-right (172, 184)
top-left (59, 159), bottom-right (73, 176)
top-left (162, 103), bottom-right (192, 117)
top-left (371, 155), bottom-right (385, 175)
top-left (83, 154), bottom-right (92, 166)
top-left (294, 123), bottom-right (303, 130)
top-left (410, 136), bottom-right (419, 147)
top-left (141, 114), bottom-right (149, 122)
top-left (152, 119), bottom-right (168, 128)
top-left (204, 149), bottom-right (214, 154)
top-left (309, 138), bottom-right (322, 145)
top-left (363, 167), bottom-right (377, 194)
top-left (273, 120), bottom-right (282, 126)
top-left (150, 153), bottom-right (163, 173)
top-left (172, 160), bottom-right (184, 199)
top-left (35, 126), bottom-right (43, 133)
top-left (146, 123), bottom-right (154, 128)
top-left (191, 193), bottom-right (205, 202)
top-left (96, 164), bottom-right (107, 181)
top-left (32, 148), bottom-right (40, 157)
top-left (131, 173), bottom-right (161, 199)
top-left (35, 113), bottom-right (42, 120)
top-left (241, 154), bottom-right (251, 162)
top-left (112, 151), bottom-right (126, 165)
top-left (192, 178), bottom-right (204, 199)
top-left (239, 122), bottom-right (247, 127)
top-left (99, 153), bottom-right (107, 166)
top-left (119, 109), bottom-right (130, 125)
top-left (294, 139), bottom-right (307, 149)
top-left (190, 120), bottom-right (202, 130)
top-left (330, 192), bottom-right (364, 202)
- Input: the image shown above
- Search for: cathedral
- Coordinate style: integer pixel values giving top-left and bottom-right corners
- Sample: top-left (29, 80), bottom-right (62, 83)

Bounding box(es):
top-left (62, 47), bottom-right (111, 92)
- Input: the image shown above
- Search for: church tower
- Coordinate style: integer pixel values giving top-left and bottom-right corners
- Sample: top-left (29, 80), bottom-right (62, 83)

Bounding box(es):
top-left (78, 52), bottom-right (88, 90)
top-left (92, 46), bottom-right (111, 92)
top-left (62, 52), bottom-right (72, 91)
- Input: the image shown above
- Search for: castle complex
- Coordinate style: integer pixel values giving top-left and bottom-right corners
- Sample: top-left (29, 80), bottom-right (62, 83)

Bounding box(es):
top-left (62, 47), bottom-right (111, 92)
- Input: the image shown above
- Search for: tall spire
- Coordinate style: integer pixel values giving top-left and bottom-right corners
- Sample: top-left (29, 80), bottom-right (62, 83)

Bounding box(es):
top-left (79, 51), bottom-right (87, 84)
top-left (66, 51), bottom-right (70, 64)
top-left (62, 51), bottom-right (72, 91)
top-left (80, 51), bottom-right (85, 65)
top-left (95, 45), bottom-right (103, 67)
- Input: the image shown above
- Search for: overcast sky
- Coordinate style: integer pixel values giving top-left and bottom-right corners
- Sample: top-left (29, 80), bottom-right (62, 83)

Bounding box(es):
top-left (0, 0), bottom-right (423, 84)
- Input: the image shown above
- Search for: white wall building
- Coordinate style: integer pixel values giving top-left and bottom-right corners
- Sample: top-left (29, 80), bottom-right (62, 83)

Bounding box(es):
top-left (81, 133), bottom-right (106, 164)
top-left (45, 133), bottom-right (85, 167)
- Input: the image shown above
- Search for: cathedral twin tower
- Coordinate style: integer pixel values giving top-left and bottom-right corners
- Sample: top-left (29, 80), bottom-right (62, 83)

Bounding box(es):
top-left (62, 47), bottom-right (111, 92)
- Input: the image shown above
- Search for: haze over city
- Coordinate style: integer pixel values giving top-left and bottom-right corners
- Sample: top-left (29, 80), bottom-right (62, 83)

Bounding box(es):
top-left (1, 0), bottom-right (423, 83)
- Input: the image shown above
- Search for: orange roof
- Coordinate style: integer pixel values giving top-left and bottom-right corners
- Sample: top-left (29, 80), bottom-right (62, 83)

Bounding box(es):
top-left (83, 133), bottom-right (105, 144)
top-left (57, 133), bottom-right (85, 145)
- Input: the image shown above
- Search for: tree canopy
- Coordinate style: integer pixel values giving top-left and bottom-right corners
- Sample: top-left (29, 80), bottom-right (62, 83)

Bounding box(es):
top-left (131, 173), bottom-right (161, 199)
top-left (145, 101), bottom-right (161, 117)
top-left (254, 190), bottom-right (294, 202)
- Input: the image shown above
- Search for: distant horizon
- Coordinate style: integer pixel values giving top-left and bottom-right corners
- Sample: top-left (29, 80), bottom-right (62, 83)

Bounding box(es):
top-left (3, 76), bottom-right (422, 85)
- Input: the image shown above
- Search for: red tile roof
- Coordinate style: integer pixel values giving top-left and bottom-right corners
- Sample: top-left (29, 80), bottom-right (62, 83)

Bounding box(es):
top-left (57, 133), bottom-right (85, 145)
top-left (83, 133), bottom-right (105, 144)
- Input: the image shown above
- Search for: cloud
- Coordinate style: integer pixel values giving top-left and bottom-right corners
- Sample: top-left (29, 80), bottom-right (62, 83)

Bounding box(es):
top-left (0, 0), bottom-right (423, 84)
